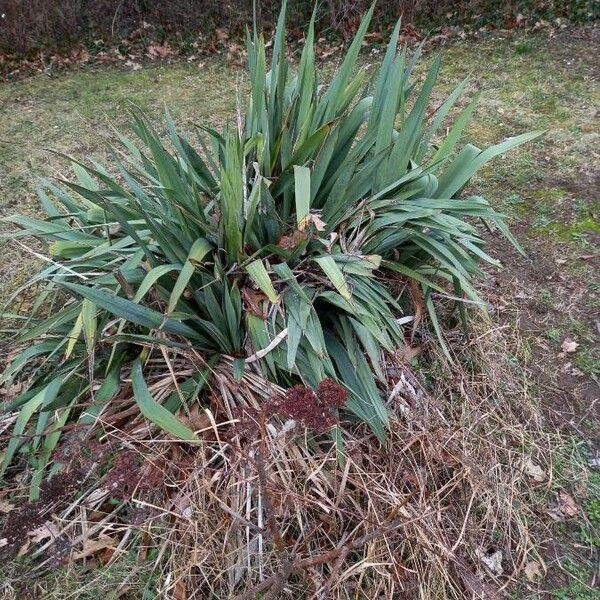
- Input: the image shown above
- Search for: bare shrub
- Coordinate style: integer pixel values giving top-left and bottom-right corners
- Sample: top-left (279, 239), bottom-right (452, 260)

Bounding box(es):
top-left (1, 0), bottom-right (596, 54)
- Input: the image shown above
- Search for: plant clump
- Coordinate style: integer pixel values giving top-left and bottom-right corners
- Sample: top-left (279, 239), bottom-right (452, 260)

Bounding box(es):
top-left (0, 1), bottom-right (540, 502)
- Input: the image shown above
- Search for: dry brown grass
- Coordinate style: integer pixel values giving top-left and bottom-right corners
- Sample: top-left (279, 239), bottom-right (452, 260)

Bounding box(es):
top-left (0, 308), bottom-right (565, 599)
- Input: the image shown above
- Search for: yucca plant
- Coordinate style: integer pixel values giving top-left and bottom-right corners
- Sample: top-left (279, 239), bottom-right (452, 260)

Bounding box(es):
top-left (1, 2), bottom-right (539, 497)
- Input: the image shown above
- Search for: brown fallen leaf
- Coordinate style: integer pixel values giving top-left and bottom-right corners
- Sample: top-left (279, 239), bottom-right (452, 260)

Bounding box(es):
top-left (524, 560), bottom-right (544, 582)
top-left (17, 540), bottom-right (31, 557)
top-left (146, 43), bottom-right (172, 60)
top-left (408, 279), bottom-right (424, 341)
top-left (475, 548), bottom-right (504, 576)
top-left (124, 60), bottom-right (142, 71)
top-left (402, 469), bottom-right (421, 490)
top-left (0, 499), bottom-right (15, 513)
top-left (174, 580), bottom-right (188, 600)
top-left (0, 381), bottom-right (24, 400)
top-left (28, 521), bottom-right (60, 544)
top-left (525, 458), bottom-right (546, 483)
top-left (306, 213), bottom-right (326, 231)
top-left (561, 338), bottom-right (579, 353)
top-left (364, 31), bottom-right (384, 42)
top-left (438, 447), bottom-right (460, 467)
top-left (400, 343), bottom-right (422, 362)
top-left (215, 28), bottom-right (229, 42)
top-left (98, 546), bottom-right (117, 564)
top-left (180, 404), bottom-right (212, 434)
top-left (556, 491), bottom-right (579, 517)
top-left (137, 530), bottom-right (151, 564)
top-left (72, 535), bottom-right (116, 561)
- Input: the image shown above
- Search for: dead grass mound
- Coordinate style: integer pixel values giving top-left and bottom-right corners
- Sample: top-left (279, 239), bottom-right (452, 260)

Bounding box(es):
top-left (0, 314), bottom-right (557, 599)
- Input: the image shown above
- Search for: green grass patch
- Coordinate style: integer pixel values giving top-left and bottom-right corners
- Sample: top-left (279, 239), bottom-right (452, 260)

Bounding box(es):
top-left (551, 560), bottom-right (597, 600)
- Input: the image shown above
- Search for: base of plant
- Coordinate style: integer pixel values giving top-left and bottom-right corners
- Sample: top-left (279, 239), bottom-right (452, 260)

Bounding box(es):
top-left (0, 315), bottom-right (561, 599)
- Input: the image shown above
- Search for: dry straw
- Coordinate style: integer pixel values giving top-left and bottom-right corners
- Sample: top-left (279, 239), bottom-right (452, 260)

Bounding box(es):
top-left (0, 311), bottom-right (559, 599)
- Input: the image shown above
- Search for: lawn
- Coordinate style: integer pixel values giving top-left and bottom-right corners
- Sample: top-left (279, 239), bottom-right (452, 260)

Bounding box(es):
top-left (0, 23), bottom-right (598, 598)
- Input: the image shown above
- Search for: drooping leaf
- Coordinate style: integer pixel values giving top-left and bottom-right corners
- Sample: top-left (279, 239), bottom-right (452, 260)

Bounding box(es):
top-left (246, 259), bottom-right (279, 303)
top-left (314, 256), bottom-right (352, 300)
top-left (131, 359), bottom-right (199, 441)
